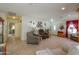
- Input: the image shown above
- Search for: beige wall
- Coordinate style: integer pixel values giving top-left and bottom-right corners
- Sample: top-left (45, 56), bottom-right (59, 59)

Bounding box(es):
top-left (15, 20), bottom-right (22, 39)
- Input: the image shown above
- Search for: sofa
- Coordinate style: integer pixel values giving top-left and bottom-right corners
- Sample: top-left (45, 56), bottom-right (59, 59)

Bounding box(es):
top-left (36, 36), bottom-right (79, 55)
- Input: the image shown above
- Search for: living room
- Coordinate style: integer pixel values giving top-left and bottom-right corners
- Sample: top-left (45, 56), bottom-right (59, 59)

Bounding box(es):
top-left (0, 3), bottom-right (79, 55)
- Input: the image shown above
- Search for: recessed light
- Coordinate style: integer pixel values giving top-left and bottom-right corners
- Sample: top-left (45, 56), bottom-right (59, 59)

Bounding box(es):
top-left (50, 19), bottom-right (54, 22)
top-left (61, 7), bottom-right (65, 10)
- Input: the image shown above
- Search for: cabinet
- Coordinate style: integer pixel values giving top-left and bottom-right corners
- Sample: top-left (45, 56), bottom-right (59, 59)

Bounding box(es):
top-left (58, 31), bottom-right (65, 37)
top-left (0, 17), bottom-right (5, 55)
top-left (0, 17), bottom-right (4, 43)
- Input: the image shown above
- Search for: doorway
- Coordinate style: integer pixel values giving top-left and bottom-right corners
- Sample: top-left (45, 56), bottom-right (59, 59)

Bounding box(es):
top-left (7, 16), bottom-right (22, 40)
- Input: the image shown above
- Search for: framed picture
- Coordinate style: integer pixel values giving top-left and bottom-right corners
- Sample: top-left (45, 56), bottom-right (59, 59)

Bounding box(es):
top-left (37, 21), bottom-right (42, 28)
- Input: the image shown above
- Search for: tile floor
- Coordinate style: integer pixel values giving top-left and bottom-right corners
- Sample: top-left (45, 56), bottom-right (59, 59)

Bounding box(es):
top-left (6, 38), bottom-right (38, 55)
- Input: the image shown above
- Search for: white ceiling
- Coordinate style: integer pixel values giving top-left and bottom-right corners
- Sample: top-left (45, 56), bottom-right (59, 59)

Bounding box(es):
top-left (0, 3), bottom-right (79, 20)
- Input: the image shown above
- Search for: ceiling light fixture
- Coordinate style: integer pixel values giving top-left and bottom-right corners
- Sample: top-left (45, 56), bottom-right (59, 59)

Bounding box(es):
top-left (61, 7), bottom-right (65, 10)
top-left (12, 16), bottom-right (16, 19)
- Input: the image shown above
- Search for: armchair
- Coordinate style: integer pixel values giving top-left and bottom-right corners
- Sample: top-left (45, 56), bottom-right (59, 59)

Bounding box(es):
top-left (27, 32), bottom-right (41, 44)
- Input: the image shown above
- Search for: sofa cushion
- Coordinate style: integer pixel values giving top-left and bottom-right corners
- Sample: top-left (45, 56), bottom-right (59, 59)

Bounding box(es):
top-left (67, 45), bottom-right (79, 55)
top-left (50, 48), bottom-right (67, 55)
top-left (36, 48), bottom-right (53, 55)
top-left (36, 48), bottom-right (66, 55)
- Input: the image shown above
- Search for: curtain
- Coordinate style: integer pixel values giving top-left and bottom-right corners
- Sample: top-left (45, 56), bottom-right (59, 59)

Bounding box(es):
top-left (66, 20), bottom-right (78, 37)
